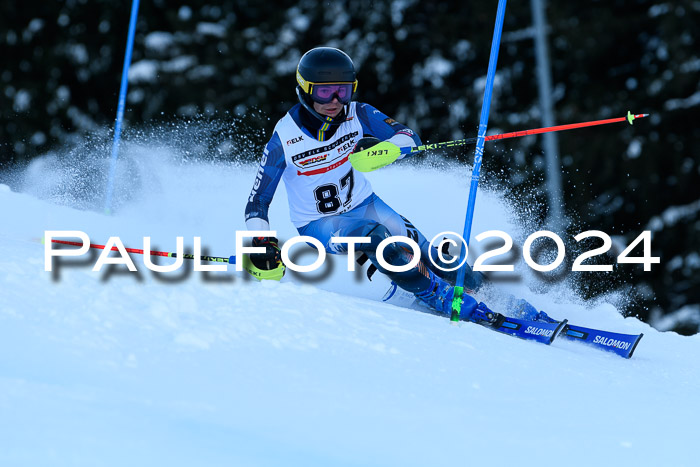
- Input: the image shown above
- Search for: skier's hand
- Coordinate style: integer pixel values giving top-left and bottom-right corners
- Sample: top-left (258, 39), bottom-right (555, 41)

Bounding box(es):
top-left (352, 137), bottom-right (381, 153)
top-left (249, 236), bottom-right (283, 271)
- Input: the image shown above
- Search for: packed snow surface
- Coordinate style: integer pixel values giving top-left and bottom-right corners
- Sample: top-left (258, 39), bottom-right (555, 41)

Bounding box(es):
top-left (1, 149), bottom-right (697, 466)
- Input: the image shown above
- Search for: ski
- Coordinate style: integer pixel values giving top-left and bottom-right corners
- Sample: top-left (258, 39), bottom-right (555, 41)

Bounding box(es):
top-left (382, 284), bottom-right (566, 345)
top-left (380, 283), bottom-right (641, 355)
top-left (481, 314), bottom-right (568, 345)
top-left (558, 323), bottom-right (643, 359)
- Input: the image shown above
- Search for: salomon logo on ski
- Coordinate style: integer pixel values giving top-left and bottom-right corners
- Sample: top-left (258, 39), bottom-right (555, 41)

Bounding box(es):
top-left (593, 335), bottom-right (632, 350)
top-left (524, 326), bottom-right (554, 337)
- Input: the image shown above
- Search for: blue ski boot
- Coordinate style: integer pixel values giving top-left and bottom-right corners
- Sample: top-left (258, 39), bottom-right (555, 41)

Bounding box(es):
top-left (508, 297), bottom-right (557, 323)
top-left (415, 272), bottom-right (478, 318)
top-left (468, 301), bottom-right (501, 324)
top-left (533, 310), bottom-right (557, 323)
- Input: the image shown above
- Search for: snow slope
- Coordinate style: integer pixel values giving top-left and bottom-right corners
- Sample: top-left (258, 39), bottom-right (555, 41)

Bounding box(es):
top-left (1, 148), bottom-right (698, 467)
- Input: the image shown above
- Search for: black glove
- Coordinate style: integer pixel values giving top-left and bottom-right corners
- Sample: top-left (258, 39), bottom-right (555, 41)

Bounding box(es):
top-left (352, 137), bottom-right (381, 153)
top-left (249, 237), bottom-right (283, 270)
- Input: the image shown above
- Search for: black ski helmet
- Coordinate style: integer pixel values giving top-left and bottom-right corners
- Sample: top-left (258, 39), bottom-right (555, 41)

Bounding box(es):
top-left (295, 47), bottom-right (358, 120)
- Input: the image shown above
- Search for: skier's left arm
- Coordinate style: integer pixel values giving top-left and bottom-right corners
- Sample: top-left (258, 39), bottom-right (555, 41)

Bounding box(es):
top-left (354, 103), bottom-right (422, 159)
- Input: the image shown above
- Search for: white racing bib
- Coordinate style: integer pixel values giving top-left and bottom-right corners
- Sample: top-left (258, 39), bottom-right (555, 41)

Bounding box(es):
top-left (276, 103), bottom-right (374, 227)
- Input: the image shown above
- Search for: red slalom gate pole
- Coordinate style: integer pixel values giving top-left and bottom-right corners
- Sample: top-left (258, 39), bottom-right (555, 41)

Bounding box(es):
top-left (49, 239), bottom-right (233, 263)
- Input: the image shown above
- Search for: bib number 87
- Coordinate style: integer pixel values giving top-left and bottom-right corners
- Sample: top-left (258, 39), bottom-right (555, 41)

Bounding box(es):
top-left (314, 169), bottom-right (354, 214)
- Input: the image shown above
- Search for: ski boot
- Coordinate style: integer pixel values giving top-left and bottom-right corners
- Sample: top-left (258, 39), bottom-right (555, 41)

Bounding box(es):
top-left (415, 272), bottom-right (478, 319)
top-left (468, 301), bottom-right (503, 325)
top-left (509, 298), bottom-right (557, 323)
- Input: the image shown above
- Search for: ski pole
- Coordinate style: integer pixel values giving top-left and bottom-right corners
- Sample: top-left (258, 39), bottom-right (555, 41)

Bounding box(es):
top-left (49, 239), bottom-right (235, 263)
top-left (47, 238), bottom-right (285, 281)
top-left (401, 111), bottom-right (648, 156)
top-left (350, 112), bottom-right (648, 173)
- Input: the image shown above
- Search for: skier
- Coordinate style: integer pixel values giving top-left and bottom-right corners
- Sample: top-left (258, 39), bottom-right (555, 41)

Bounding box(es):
top-left (244, 46), bottom-right (542, 322)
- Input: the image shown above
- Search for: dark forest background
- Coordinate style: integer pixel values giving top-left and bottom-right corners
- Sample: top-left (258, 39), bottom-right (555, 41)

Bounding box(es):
top-left (1, 0), bottom-right (698, 333)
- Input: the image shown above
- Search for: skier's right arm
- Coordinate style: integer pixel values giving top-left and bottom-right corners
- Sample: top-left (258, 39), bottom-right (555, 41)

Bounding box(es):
top-left (244, 133), bottom-right (286, 231)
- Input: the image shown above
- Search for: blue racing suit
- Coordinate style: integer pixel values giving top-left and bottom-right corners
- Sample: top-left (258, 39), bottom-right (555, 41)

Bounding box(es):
top-left (245, 102), bottom-right (484, 295)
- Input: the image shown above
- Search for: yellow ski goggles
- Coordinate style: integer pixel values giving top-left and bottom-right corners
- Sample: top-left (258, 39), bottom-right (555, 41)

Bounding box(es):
top-left (297, 70), bottom-right (358, 104)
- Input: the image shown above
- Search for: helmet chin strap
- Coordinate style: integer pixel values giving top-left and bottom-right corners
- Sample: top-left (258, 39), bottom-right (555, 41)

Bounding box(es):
top-left (296, 86), bottom-right (348, 123)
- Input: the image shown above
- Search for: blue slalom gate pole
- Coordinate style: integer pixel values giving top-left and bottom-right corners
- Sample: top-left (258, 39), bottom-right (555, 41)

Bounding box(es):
top-left (104, 0), bottom-right (141, 214)
top-left (452, 0), bottom-right (508, 321)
